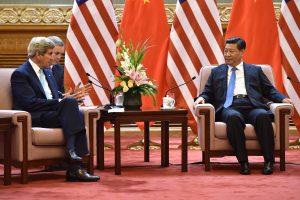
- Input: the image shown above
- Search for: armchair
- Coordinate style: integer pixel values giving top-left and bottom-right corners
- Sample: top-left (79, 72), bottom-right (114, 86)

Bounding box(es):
top-left (194, 65), bottom-right (294, 171)
top-left (0, 68), bottom-right (100, 184)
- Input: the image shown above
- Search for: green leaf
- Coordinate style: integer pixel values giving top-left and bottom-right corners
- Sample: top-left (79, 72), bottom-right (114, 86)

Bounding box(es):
top-left (116, 66), bottom-right (125, 75)
top-left (134, 50), bottom-right (139, 66)
top-left (140, 88), bottom-right (157, 107)
top-left (111, 85), bottom-right (123, 94)
top-left (129, 41), bottom-right (133, 51)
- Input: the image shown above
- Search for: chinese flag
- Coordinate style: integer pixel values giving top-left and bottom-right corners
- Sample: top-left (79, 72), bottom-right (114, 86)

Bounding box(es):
top-left (226, 0), bottom-right (284, 91)
top-left (120, 0), bottom-right (170, 111)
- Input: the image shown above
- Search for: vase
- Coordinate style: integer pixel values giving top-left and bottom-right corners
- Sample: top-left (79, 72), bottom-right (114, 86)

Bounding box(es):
top-left (123, 90), bottom-right (142, 110)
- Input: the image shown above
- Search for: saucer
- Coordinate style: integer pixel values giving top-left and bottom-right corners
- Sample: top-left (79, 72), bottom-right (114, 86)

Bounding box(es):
top-left (160, 107), bottom-right (176, 110)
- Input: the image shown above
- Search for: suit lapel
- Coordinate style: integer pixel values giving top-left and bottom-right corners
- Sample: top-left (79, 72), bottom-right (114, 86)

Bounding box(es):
top-left (44, 69), bottom-right (59, 99)
top-left (219, 64), bottom-right (228, 101)
top-left (243, 63), bottom-right (251, 93)
top-left (25, 61), bottom-right (59, 99)
top-left (219, 65), bottom-right (228, 83)
top-left (25, 61), bottom-right (47, 97)
top-left (51, 65), bottom-right (59, 85)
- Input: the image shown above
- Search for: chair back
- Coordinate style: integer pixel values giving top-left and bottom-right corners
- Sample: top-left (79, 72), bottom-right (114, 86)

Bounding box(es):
top-left (198, 64), bottom-right (275, 94)
top-left (0, 68), bottom-right (15, 109)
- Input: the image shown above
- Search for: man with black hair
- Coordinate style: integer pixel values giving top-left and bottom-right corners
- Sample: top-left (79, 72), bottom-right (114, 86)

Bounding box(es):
top-left (194, 37), bottom-right (293, 175)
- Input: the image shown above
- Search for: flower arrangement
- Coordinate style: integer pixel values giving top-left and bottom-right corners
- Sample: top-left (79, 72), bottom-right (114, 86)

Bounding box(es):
top-left (112, 37), bottom-right (158, 106)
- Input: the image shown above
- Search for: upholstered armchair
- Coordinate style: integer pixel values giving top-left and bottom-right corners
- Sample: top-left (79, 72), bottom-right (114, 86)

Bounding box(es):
top-left (194, 65), bottom-right (294, 171)
top-left (0, 68), bottom-right (100, 184)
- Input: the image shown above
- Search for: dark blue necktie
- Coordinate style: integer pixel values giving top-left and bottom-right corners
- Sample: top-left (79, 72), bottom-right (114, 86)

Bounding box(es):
top-left (224, 67), bottom-right (237, 108)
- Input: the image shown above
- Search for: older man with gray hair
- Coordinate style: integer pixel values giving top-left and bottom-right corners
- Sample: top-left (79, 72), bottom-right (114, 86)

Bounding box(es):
top-left (47, 36), bottom-right (65, 93)
top-left (10, 36), bottom-right (100, 182)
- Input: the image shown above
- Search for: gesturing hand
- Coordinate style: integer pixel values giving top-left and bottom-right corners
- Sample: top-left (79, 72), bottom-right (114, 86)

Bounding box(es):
top-left (63, 83), bottom-right (93, 104)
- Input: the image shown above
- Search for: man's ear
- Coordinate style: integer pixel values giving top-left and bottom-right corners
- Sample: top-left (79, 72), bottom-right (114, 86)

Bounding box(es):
top-left (240, 49), bottom-right (245, 56)
top-left (35, 51), bottom-right (41, 57)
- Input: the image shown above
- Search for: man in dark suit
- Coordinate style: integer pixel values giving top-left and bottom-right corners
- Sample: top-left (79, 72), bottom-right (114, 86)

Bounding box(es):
top-left (11, 37), bottom-right (100, 182)
top-left (194, 37), bottom-right (293, 175)
top-left (47, 36), bottom-right (91, 101)
top-left (47, 36), bottom-right (65, 93)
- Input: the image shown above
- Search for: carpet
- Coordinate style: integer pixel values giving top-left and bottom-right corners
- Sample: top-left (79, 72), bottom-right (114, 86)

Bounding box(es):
top-left (1, 132), bottom-right (299, 200)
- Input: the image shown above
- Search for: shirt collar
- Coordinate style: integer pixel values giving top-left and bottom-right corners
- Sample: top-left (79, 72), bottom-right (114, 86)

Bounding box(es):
top-left (228, 61), bottom-right (243, 71)
top-left (29, 58), bottom-right (42, 76)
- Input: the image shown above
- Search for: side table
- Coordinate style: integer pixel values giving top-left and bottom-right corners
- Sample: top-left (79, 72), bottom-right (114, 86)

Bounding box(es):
top-left (97, 108), bottom-right (188, 175)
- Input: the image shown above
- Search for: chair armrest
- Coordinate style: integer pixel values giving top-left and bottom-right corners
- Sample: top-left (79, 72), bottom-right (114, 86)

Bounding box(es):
top-left (269, 103), bottom-right (294, 118)
top-left (0, 110), bottom-right (32, 164)
top-left (79, 106), bottom-right (100, 123)
top-left (194, 104), bottom-right (215, 118)
top-left (79, 106), bottom-right (100, 156)
top-left (0, 110), bottom-right (31, 126)
top-left (79, 106), bottom-right (99, 113)
top-left (194, 104), bottom-right (215, 150)
top-left (269, 103), bottom-right (294, 149)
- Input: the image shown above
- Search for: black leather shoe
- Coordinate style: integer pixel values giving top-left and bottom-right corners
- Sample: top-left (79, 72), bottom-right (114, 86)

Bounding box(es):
top-left (240, 162), bottom-right (251, 175)
top-left (262, 161), bottom-right (273, 175)
top-left (66, 168), bottom-right (100, 182)
top-left (66, 150), bottom-right (82, 162)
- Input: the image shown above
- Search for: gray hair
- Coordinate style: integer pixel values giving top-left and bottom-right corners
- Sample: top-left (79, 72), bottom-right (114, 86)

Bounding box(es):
top-left (47, 36), bottom-right (64, 47)
top-left (27, 37), bottom-right (55, 58)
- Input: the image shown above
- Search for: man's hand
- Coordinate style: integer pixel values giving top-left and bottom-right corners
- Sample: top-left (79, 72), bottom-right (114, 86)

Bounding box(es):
top-left (282, 98), bottom-right (293, 106)
top-left (193, 96), bottom-right (205, 110)
top-left (62, 83), bottom-right (93, 104)
top-left (73, 83), bottom-right (92, 96)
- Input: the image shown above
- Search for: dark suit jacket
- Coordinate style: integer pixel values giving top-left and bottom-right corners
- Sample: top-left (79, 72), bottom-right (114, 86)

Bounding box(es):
top-left (11, 60), bottom-right (62, 126)
top-left (198, 63), bottom-right (286, 114)
top-left (51, 64), bottom-right (65, 93)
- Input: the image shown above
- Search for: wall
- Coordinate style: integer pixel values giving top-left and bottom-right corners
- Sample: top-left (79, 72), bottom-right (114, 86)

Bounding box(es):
top-left (0, 0), bottom-right (224, 4)
top-left (0, 2), bottom-right (282, 68)
top-left (0, 0), bottom-right (281, 4)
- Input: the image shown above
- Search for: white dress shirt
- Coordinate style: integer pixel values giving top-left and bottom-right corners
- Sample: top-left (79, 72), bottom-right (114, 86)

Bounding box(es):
top-left (227, 61), bottom-right (247, 96)
top-left (29, 59), bottom-right (53, 99)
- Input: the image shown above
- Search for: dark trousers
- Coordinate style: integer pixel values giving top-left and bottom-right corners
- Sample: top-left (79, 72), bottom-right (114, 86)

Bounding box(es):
top-left (218, 97), bottom-right (274, 163)
top-left (39, 98), bottom-right (89, 157)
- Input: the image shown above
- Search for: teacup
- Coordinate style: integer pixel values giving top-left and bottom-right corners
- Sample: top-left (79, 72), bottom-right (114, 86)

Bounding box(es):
top-left (162, 96), bottom-right (175, 109)
top-left (115, 94), bottom-right (123, 106)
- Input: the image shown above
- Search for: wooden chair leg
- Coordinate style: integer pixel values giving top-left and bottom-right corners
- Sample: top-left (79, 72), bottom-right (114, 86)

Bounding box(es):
top-left (204, 151), bottom-right (210, 171)
top-left (87, 155), bottom-right (94, 174)
top-left (21, 162), bottom-right (28, 184)
top-left (280, 149), bottom-right (285, 171)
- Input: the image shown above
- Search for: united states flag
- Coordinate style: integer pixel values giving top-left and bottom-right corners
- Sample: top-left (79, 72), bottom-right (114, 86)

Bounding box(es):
top-left (166, 0), bottom-right (224, 133)
top-left (278, 0), bottom-right (300, 130)
top-left (65, 0), bottom-right (118, 106)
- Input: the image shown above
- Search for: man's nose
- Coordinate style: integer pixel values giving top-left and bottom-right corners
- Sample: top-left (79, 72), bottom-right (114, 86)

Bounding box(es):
top-left (224, 52), bottom-right (231, 56)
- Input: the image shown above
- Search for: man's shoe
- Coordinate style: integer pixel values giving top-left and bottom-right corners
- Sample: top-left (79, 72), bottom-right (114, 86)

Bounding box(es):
top-left (240, 162), bottom-right (251, 175)
top-left (66, 150), bottom-right (82, 162)
top-left (66, 168), bottom-right (100, 182)
top-left (262, 161), bottom-right (273, 175)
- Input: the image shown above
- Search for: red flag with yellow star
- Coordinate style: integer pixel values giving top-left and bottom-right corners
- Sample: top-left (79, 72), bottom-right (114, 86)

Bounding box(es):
top-left (120, 0), bottom-right (170, 118)
top-left (226, 0), bottom-right (283, 91)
